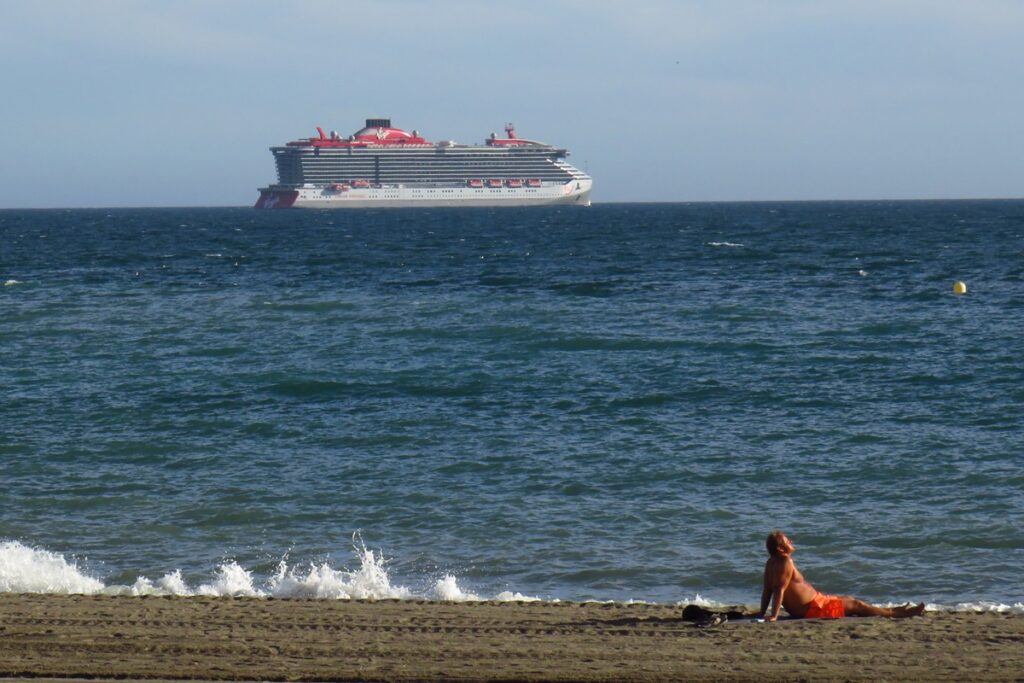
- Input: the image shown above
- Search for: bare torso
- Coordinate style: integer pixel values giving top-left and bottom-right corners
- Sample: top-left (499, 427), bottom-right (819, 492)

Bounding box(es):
top-left (764, 556), bottom-right (818, 617)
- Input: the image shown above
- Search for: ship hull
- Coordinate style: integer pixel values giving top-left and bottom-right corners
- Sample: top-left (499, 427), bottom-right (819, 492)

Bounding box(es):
top-left (256, 179), bottom-right (592, 209)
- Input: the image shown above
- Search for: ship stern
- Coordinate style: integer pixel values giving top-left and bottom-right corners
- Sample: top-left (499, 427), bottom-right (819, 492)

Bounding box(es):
top-left (254, 189), bottom-right (299, 209)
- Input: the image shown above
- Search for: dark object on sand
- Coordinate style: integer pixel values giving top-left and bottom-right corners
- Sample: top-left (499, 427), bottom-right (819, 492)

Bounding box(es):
top-left (681, 604), bottom-right (749, 626)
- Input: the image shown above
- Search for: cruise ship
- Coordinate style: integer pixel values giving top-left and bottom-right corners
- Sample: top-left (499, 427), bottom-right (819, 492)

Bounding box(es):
top-left (255, 118), bottom-right (592, 208)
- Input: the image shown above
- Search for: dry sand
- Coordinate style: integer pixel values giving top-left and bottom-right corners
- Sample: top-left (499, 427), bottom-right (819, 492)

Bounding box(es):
top-left (1, 594), bottom-right (1021, 682)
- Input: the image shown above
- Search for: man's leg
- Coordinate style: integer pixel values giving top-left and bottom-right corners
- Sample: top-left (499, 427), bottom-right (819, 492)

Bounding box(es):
top-left (840, 597), bottom-right (925, 618)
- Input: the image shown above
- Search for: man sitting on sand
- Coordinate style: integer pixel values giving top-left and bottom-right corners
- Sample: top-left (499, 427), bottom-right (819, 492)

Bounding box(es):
top-left (759, 530), bottom-right (926, 621)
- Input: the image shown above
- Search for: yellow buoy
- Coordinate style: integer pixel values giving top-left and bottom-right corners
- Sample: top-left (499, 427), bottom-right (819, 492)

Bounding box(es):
top-left (953, 281), bottom-right (967, 295)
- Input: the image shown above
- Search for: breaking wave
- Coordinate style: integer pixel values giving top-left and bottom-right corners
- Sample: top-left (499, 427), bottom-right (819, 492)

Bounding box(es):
top-left (1, 540), bottom-right (1021, 613)
top-left (0, 540), bottom-right (105, 594)
top-left (0, 539), bottom-right (538, 602)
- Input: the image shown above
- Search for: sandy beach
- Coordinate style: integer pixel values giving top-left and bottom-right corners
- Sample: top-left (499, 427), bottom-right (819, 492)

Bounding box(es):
top-left (0, 595), bottom-right (1021, 682)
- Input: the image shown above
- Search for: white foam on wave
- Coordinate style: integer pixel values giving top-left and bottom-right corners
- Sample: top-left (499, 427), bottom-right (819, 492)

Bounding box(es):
top-left (0, 540), bottom-right (1018, 611)
top-left (3, 279), bottom-right (21, 286)
top-left (494, 591), bottom-right (544, 602)
top-left (674, 593), bottom-right (724, 608)
top-left (0, 541), bottom-right (104, 594)
top-left (0, 538), bottom-right (549, 602)
top-left (199, 561), bottom-right (263, 597)
top-left (434, 574), bottom-right (480, 601)
top-left (707, 241), bottom-right (743, 248)
top-left (941, 601), bottom-right (1024, 615)
top-left (0, 539), bottom-right (427, 600)
top-left (268, 544), bottom-right (412, 599)
top-left (129, 570), bottom-right (192, 596)
top-left (431, 576), bottom-right (551, 602)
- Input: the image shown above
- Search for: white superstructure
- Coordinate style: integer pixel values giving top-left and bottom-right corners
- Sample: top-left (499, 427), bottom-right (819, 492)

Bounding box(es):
top-left (256, 119), bottom-right (592, 209)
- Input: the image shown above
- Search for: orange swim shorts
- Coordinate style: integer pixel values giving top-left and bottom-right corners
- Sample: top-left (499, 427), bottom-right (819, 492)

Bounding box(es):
top-left (804, 593), bottom-right (845, 619)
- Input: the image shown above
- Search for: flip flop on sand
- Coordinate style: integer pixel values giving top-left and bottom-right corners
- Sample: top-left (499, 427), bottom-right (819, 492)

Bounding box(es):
top-left (695, 613), bottom-right (728, 628)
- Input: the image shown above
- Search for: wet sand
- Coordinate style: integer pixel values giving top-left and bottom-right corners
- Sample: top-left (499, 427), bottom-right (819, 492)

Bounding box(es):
top-left (1, 594), bottom-right (1021, 682)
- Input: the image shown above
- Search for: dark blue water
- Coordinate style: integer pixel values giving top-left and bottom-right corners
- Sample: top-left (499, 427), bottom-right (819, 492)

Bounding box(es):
top-left (2, 202), bottom-right (1022, 608)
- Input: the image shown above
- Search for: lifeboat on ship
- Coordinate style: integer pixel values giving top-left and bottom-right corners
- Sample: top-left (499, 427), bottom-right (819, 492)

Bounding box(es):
top-left (526, 179), bottom-right (542, 188)
top-left (487, 179), bottom-right (503, 188)
top-left (467, 179), bottom-right (484, 188)
top-left (505, 179), bottom-right (523, 188)
top-left (351, 179), bottom-right (371, 189)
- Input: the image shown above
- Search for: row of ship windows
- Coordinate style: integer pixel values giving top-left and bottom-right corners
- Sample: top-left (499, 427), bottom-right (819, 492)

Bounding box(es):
top-left (287, 172), bottom-right (568, 177)
top-left (281, 151), bottom-right (566, 158)
top-left (282, 171), bottom-right (570, 178)
top-left (290, 160), bottom-right (565, 164)
top-left (313, 189), bottom-right (543, 194)
top-left (287, 175), bottom-right (570, 181)
top-left (291, 160), bottom-right (562, 165)
top-left (282, 163), bottom-right (566, 168)
top-left (296, 168), bottom-right (574, 174)
top-left (290, 173), bottom-right (569, 178)
top-left (290, 155), bottom-right (563, 161)
top-left (293, 180), bottom-right (562, 186)
top-left (298, 175), bottom-right (566, 179)
top-left (283, 168), bottom-right (570, 174)
top-left (282, 158), bottom-right (564, 164)
top-left (288, 179), bottom-right (569, 183)
top-left (290, 173), bottom-right (570, 178)
top-left (294, 183), bottom-right (566, 188)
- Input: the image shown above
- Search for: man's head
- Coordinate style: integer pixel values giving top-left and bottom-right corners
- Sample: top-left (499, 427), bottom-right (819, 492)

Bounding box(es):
top-left (766, 530), bottom-right (794, 557)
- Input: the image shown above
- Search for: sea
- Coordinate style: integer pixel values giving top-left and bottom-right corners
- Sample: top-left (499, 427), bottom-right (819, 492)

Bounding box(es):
top-left (1, 201), bottom-right (1022, 612)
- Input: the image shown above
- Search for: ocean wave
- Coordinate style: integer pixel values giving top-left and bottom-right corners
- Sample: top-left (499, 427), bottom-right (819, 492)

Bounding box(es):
top-left (0, 539), bottom-right (537, 603)
top-left (0, 540), bottom-right (104, 594)
top-left (1, 540), bottom-right (1020, 613)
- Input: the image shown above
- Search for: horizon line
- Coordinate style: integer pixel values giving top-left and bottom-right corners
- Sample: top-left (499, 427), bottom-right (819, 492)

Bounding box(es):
top-left (2, 196), bottom-right (1023, 211)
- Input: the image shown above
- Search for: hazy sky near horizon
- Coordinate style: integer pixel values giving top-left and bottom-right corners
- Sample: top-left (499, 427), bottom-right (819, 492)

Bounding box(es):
top-left (1, 0), bottom-right (1022, 207)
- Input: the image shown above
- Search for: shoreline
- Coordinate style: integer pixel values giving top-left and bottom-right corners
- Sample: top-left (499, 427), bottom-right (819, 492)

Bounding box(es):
top-left (2, 594), bottom-right (1022, 682)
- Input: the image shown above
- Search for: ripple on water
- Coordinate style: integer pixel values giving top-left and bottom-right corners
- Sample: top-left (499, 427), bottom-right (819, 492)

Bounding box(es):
top-left (1, 203), bottom-right (1023, 605)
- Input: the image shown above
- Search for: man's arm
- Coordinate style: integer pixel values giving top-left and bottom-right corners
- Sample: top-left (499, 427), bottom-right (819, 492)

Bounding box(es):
top-left (759, 562), bottom-right (772, 616)
top-left (764, 558), bottom-right (794, 622)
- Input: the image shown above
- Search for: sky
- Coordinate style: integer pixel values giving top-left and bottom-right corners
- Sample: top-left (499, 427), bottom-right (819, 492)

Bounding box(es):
top-left (1, 0), bottom-right (1022, 207)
